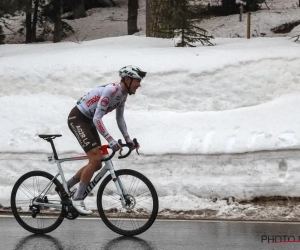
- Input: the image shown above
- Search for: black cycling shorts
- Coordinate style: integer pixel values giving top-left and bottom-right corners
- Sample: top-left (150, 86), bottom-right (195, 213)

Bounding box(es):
top-left (67, 106), bottom-right (101, 153)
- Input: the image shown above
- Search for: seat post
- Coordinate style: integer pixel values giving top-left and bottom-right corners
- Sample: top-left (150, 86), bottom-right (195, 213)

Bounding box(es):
top-left (47, 139), bottom-right (59, 160)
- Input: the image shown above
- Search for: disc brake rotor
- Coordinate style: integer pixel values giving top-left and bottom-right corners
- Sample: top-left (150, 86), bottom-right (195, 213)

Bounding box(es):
top-left (123, 195), bottom-right (136, 211)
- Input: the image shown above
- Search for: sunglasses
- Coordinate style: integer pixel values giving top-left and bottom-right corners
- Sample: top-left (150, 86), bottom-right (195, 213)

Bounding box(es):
top-left (138, 71), bottom-right (147, 78)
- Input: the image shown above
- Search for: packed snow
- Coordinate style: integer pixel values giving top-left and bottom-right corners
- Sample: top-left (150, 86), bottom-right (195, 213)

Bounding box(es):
top-left (1, 0), bottom-right (300, 220)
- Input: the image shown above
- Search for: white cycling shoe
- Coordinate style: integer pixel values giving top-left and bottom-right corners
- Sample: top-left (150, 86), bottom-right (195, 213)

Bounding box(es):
top-left (72, 199), bottom-right (93, 215)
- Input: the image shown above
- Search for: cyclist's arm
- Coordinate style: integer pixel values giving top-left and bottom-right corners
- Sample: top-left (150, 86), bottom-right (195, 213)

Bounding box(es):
top-left (116, 103), bottom-right (130, 140)
top-left (93, 90), bottom-right (113, 142)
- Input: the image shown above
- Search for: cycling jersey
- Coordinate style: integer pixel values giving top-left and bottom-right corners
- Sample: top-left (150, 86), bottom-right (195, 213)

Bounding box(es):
top-left (76, 82), bottom-right (128, 140)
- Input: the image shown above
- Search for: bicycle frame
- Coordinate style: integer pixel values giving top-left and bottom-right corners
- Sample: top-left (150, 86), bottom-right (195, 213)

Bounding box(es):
top-left (33, 146), bottom-right (128, 209)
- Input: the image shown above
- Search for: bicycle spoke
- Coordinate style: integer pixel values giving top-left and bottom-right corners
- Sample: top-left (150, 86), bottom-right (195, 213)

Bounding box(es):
top-left (135, 198), bottom-right (152, 205)
top-left (116, 210), bottom-right (127, 228)
top-left (103, 189), bottom-right (122, 201)
top-left (23, 214), bottom-right (32, 224)
top-left (33, 176), bottom-right (39, 198)
top-left (133, 203), bottom-right (153, 214)
top-left (135, 190), bottom-right (151, 198)
top-left (129, 216), bottom-right (140, 230)
top-left (15, 200), bottom-right (32, 206)
top-left (128, 176), bottom-right (140, 195)
top-left (135, 196), bottom-right (153, 204)
top-left (19, 184), bottom-right (35, 200)
top-left (102, 200), bottom-right (122, 210)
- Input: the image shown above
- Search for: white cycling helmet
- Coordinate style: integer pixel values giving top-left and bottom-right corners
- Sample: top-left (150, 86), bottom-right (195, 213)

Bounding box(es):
top-left (119, 65), bottom-right (147, 80)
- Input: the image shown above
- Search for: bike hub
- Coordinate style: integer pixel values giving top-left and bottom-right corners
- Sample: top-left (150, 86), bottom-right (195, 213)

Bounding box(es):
top-left (124, 195), bottom-right (136, 210)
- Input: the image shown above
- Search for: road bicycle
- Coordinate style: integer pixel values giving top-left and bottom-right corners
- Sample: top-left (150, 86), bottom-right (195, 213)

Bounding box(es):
top-left (10, 134), bottom-right (159, 236)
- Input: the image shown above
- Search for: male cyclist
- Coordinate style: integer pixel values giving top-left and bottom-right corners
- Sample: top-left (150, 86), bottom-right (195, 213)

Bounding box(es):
top-left (66, 65), bottom-right (146, 215)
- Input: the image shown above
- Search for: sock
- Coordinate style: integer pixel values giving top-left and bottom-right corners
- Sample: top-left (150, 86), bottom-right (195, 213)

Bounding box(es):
top-left (74, 182), bottom-right (89, 200)
top-left (67, 176), bottom-right (80, 189)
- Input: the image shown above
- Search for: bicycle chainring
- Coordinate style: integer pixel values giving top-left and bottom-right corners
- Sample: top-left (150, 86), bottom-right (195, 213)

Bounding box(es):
top-left (63, 205), bottom-right (79, 220)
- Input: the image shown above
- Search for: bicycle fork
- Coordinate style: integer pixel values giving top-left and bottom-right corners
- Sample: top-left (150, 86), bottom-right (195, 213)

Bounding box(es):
top-left (106, 161), bottom-right (129, 208)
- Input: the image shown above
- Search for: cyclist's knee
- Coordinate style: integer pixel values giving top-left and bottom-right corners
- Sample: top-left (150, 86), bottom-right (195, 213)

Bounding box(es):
top-left (87, 147), bottom-right (102, 158)
top-left (87, 147), bottom-right (102, 169)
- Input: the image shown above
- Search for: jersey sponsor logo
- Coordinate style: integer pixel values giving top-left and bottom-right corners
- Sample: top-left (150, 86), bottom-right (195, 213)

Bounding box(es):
top-left (76, 125), bottom-right (86, 139)
top-left (121, 96), bottom-right (127, 104)
top-left (83, 138), bottom-right (90, 147)
top-left (107, 102), bottom-right (120, 113)
top-left (86, 95), bottom-right (100, 107)
top-left (83, 172), bottom-right (103, 198)
top-left (68, 116), bottom-right (76, 120)
top-left (70, 123), bottom-right (90, 147)
top-left (110, 88), bottom-right (119, 98)
top-left (96, 120), bottom-right (106, 134)
top-left (101, 97), bottom-right (109, 107)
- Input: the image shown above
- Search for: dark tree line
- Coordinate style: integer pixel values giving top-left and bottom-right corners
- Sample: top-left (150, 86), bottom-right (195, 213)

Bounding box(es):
top-left (0, 0), bottom-right (270, 46)
top-left (145, 0), bottom-right (269, 46)
top-left (0, 0), bottom-right (22, 44)
top-left (0, 0), bottom-right (118, 44)
top-left (1, 0), bottom-right (72, 43)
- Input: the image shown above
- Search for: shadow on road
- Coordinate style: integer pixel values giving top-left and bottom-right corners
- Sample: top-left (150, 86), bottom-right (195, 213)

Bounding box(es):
top-left (14, 234), bottom-right (64, 250)
top-left (102, 235), bottom-right (158, 250)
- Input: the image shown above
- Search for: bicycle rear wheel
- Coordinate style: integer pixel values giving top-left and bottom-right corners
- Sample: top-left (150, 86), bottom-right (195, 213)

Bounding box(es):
top-left (11, 170), bottom-right (65, 234)
top-left (97, 169), bottom-right (159, 236)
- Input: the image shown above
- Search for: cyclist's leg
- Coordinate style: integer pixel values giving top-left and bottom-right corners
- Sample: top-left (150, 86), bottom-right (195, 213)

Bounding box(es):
top-left (71, 124), bottom-right (102, 184)
top-left (65, 107), bottom-right (91, 188)
top-left (70, 124), bottom-right (102, 179)
top-left (76, 147), bottom-right (102, 188)
top-left (67, 107), bottom-right (102, 214)
top-left (68, 107), bottom-right (101, 185)
top-left (66, 175), bottom-right (80, 189)
top-left (71, 148), bottom-right (102, 214)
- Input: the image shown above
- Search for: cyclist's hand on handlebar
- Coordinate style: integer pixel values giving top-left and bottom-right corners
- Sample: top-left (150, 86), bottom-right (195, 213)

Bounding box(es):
top-left (108, 139), bottom-right (122, 151)
top-left (117, 138), bottom-right (140, 158)
top-left (125, 138), bottom-right (140, 150)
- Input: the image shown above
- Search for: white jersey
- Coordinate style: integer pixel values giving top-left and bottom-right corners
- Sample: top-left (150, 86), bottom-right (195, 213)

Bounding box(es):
top-left (77, 82), bottom-right (128, 140)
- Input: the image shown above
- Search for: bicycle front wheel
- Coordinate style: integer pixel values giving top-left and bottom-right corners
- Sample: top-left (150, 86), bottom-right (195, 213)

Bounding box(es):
top-left (97, 169), bottom-right (159, 236)
top-left (11, 171), bottom-right (65, 234)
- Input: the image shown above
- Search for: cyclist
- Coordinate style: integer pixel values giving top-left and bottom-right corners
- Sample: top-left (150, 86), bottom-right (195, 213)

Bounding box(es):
top-left (65, 65), bottom-right (145, 215)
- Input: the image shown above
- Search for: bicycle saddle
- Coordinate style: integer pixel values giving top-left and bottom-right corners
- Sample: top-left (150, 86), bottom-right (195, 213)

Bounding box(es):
top-left (39, 134), bottom-right (62, 139)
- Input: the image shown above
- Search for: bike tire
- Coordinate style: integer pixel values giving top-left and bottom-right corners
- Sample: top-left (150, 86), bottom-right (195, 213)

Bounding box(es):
top-left (97, 169), bottom-right (159, 236)
top-left (11, 170), bottom-right (65, 234)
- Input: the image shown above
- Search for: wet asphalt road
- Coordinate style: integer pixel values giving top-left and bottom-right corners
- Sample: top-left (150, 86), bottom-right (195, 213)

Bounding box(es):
top-left (2, 216), bottom-right (300, 250)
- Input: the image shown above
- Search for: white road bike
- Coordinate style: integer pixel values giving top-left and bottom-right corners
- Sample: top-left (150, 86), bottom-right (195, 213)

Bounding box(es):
top-left (10, 134), bottom-right (158, 236)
